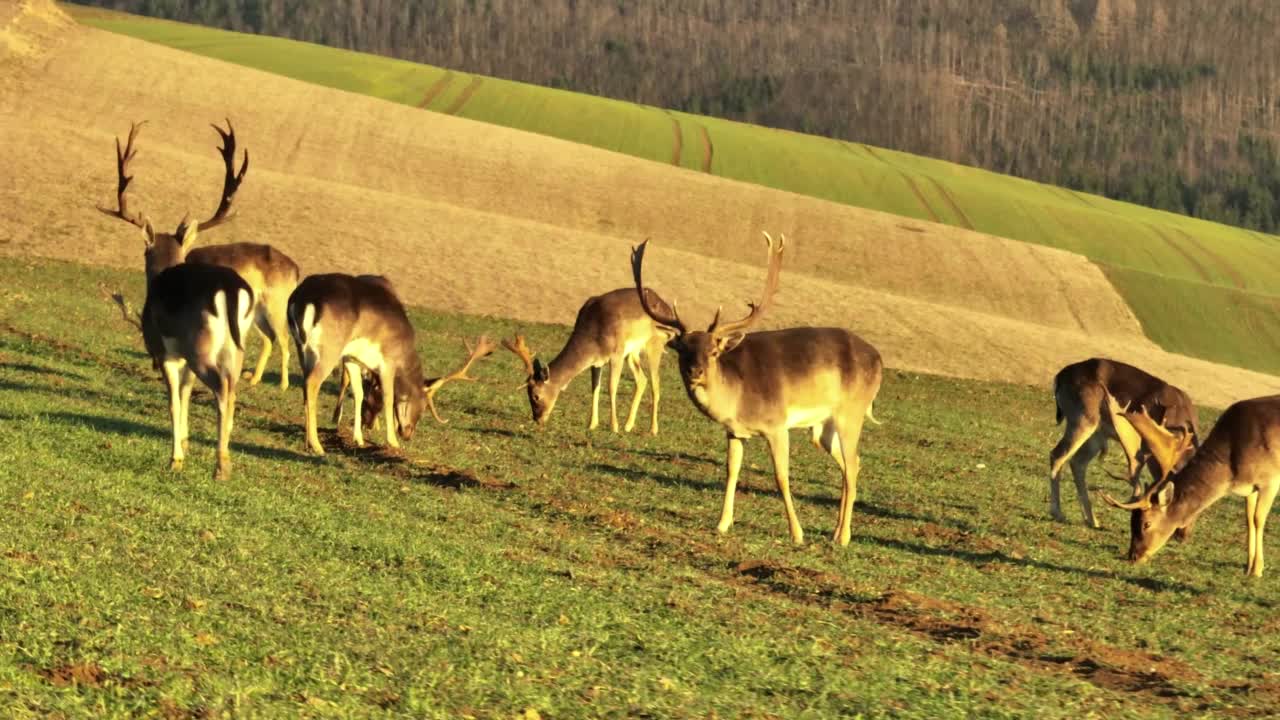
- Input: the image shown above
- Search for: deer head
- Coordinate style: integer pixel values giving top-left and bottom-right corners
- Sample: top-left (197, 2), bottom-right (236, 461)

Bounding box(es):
top-left (98, 120), bottom-right (249, 282)
top-left (502, 334), bottom-right (558, 425)
top-left (631, 231), bottom-right (784, 397)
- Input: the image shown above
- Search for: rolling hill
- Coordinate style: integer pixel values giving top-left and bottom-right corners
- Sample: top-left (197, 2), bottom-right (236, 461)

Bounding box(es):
top-left (57, 2), bottom-right (1280, 377)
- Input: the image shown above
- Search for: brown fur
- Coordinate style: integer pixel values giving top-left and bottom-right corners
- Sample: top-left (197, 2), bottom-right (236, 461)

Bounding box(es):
top-left (1048, 358), bottom-right (1199, 528)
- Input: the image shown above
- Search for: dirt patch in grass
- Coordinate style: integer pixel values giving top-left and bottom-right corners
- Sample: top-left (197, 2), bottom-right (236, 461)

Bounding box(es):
top-left (664, 111), bottom-right (682, 166)
top-left (417, 70), bottom-right (453, 109)
top-left (697, 123), bottom-right (713, 172)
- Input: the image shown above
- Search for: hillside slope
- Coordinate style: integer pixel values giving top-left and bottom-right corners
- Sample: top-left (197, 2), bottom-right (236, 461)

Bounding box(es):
top-left (60, 3), bottom-right (1280, 376)
top-left (2, 1), bottom-right (1278, 406)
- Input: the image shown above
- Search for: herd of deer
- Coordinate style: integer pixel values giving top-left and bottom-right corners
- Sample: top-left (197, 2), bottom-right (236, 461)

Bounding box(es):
top-left (95, 121), bottom-right (1280, 578)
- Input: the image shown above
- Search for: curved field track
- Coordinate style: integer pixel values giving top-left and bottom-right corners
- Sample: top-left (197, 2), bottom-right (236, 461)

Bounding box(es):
top-left (1, 2), bottom-right (1278, 406)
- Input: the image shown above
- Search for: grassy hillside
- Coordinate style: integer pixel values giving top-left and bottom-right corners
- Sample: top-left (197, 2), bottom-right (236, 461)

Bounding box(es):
top-left (62, 3), bottom-right (1280, 376)
top-left (4, 256), bottom-right (1280, 717)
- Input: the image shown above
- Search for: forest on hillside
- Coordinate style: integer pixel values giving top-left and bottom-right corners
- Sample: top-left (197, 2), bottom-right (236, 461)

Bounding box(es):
top-left (77, 0), bottom-right (1280, 233)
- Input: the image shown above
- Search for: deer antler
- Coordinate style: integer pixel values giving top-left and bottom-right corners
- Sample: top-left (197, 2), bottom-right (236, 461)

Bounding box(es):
top-left (97, 282), bottom-right (142, 333)
top-left (502, 334), bottom-right (536, 378)
top-left (707, 231), bottom-right (785, 336)
top-left (97, 121), bottom-right (148, 229)
top-left (424, 336), bottom-right (497, 423)
top-left (630, 239), bottom-right (687, 335)
top-left (197, 119), bottom-right (249, 231)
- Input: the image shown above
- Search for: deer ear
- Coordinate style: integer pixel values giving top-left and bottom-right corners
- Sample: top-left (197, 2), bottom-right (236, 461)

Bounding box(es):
top-left (532, 358), bottom-right (550, 383)
top-left (713, 332), bottom-right (746, 355)
top-left (178, 219), bottom-right (199, 248)
top-left (142, 218), bottom-right (156, 248)
top-left (1155, 484), bottom-right (1175, 507)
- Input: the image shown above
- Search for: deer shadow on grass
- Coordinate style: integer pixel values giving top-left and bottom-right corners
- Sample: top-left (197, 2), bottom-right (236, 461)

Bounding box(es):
top-left (43, 411), bottom-right (313, 464)
top-left (0, 363), bottom-right (89, 382)
top-left (0, 378), bottom-right (127, 407)
top-left (857, 534), bottom-right (1202, 595)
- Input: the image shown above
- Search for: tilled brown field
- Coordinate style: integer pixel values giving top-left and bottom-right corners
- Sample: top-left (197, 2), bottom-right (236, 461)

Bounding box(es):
top-left (1, 0), bottom-right (1278, 406)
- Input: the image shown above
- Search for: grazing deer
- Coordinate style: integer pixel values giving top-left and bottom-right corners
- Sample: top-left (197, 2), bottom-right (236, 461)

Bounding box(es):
top-left (336, 336), bottom-right (498, 432)
top-left (1104, 395), bottom-right (1280, 577)
top-left (287, 274), bottom-right (497, 454)
top-left (1049, 358), bottom-right (1200, 528)
top-left (631, 232), bottom-right (883, 546)
top-left (98, 124), bottom-right (258, 480)
top-left (99, 121), bottom-right (300, 390)
top-left (502, 288), bottom-right (675, 434)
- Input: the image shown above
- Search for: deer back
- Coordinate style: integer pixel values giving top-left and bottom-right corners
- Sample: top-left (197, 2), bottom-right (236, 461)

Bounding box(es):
top-left (187, 243), bottom-right (301, 299)
top-left (142, 263), bottom-right (254, 367)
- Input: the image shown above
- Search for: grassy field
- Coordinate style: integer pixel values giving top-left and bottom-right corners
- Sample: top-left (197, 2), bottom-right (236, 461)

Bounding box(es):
top-left (60, 4), bottom-right (1280, 375)
top-left (3, 257), bottom-right (1280, 717)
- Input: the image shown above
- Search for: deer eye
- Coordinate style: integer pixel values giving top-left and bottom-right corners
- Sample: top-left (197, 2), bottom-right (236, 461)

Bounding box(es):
top-left (1142, 521), bottom-right (1152, 531)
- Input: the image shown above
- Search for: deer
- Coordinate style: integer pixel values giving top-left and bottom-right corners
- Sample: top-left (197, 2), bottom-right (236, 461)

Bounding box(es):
top-left (287, 273), bottom-right (496, 454)
top-left (335, 336), bottom-right (499, 433)
top-left (501, 288), bottom-right (675, 435)
top-left (97, 124), bottom-right (259, 480)
top-left (630, 232), bottom-right (883, 546)
top-left (1103, 395), bottom-right (1280, 577)
top-left (99, 121), bottom-right (300, 390)
top-left (1049, 358), bottom-right (1200, 528)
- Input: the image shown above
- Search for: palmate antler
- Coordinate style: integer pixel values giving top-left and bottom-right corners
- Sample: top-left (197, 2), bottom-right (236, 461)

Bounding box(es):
top-left (707, 231), bottom-right (785, 337)
top-left (97, 121), bottom-right (148, 229)
top-left (424, 336), bottom-right (498, 423)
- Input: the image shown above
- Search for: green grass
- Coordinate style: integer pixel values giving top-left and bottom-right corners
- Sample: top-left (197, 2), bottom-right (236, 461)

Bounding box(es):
top-left (61, 4), bottom-right (1280, 375)
top-left (2, 257), bottom-right (1279, 717)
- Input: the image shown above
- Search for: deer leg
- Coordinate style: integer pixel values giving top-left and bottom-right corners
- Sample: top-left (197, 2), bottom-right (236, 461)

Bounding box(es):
top-left (162, 359), bottom-right (186, 472)
top-left (623, 354), bottom-right (646, 433)
top-left (1247, 491), bottom-right (1260, 576)
top-left (380, 367), bottom-right (399, 449)
top-left (303, 370), bottom-right (326, 455)
top-left (344, 361), bottom-right (366, 447)
top-left (717, 436), bottom-right (745, 534)
top-left (211, 370), bottom-right (235, 481)
top-left (1049, 417), bottom-right (1098, 523)
top-left (246, 325), bottom-right (273, 387)
top-left (765, 430), bottom-right (804, 545)
top-left (832, 416), bottom-right (865, 546)
top-left (1251, 484), bottom-right (1278, 577)
top-left (270, 296), bottom-right (291, 391)
top-left (608, 357), bottom-right (625, 433)
top-left (589, 366), bottom-right (603, 430)
top-left (178, 366), bottom-right (194, 455)
top-left (332, 366), bottom-right (350, 426)
top-left (1068, 436), bottom-right (1104, 529)
top-left (646, 339), bottom-right (663, 435)
top-left (812, 421), bottom-right (846, 472)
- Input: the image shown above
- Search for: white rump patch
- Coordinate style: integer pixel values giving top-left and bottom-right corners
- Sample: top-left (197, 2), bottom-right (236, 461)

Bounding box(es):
top-left (342, 338), bottom-right (385, 372)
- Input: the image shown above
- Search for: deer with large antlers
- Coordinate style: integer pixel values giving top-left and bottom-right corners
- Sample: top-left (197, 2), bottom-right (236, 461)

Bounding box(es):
top-left (1104, 395), bottom-right (1280, 577)
top-left (287, 273), bottom-right (494, 453)
top-left (1049, 358), bottom-right (1200, 528)
top-left (631, 232), bottom-right (883, 546)
top-left (501, 288), bottom-right (675, 434)
top-left (97, 121), bottom-right (266, 479)
top-left (99, 121), bottom-right (300, 390)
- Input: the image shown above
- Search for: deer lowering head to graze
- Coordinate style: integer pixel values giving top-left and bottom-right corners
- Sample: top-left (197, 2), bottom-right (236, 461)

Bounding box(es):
top-left (631, 232), bottom-right (883, 546)
top-left (1048, 358), bottom-right (1200, 528)
top-left (98, 122), bottom-right (257, 480)
top-left (502, 288), bottom-right (674, 434)
top-left (287, 274), bottom-right (496, 454)
top-left (99, 120), bottom-right (300, 390)
top-left (1104, 395), bottom-right (1280, 577)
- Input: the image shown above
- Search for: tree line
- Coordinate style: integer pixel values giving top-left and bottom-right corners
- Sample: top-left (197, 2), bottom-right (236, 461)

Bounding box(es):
top-left (78, 0), bottom-right (1280, 234)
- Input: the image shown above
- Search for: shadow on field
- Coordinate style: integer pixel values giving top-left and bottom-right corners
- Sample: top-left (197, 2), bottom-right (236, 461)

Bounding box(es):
top-left (0, 378), bottom-right (129, 407)
top-left (44, 411), bottom-right (313, 464)
top-left (861, 535), bottom-right (1200, 594)
top-left (0, 362), bottom-right (89, 381)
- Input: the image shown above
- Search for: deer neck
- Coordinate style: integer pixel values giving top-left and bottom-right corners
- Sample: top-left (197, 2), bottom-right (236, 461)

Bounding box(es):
top-left (546, 334), bottom-right (600, 389)
top-left (1164, 452), bottom-right (1233, 526)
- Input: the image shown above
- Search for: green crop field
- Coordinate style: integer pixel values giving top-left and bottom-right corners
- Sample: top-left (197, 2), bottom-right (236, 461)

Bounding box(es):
top-left (2, 257), bottom-right (1279, 717)
top-left (63, 3), bottom-right (1280, 375)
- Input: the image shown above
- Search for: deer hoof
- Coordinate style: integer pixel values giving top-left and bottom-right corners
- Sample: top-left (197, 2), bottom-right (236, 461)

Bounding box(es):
top-left (169, 458), bottom-right (184, 472)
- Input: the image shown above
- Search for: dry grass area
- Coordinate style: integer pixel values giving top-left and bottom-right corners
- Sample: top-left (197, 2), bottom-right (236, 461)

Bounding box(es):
top-left (1, 0), bottom-right (1278, 406)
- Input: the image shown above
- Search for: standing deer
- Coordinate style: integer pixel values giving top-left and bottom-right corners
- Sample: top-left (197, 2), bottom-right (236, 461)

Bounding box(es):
top-left (502, 288), bottom-right (674, 434)
top-left (631, 232), bottom-right (883, 546)
top-left (1103, 395), bottom-right (1280, 577)
top-left (100, 121), bottom-right (300, 390)
top-left (288, 274), bottom-right (496, 454)
top-left (1049, 358), bottom-right (1200, 528)
top-left (98, 123), bottom-right (258, 480)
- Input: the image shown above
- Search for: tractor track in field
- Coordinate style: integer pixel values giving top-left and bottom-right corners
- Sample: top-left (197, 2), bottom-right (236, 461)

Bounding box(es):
top-left (663, 111), bottom-right (682, 166)
top-left (927, 176), bottom-right (974, 229)
top-left (900, 173), bottom-right (941, 223)
top-left (1171, 226), bottom-right (1248, 289)
top-left (1145, 222), bottom-right (1215, 285)
top-left (443, 76), bottom-right (483, 115)
top-left (697, 124), bottom-right (713, 172)
top-left (417, 71), bottom-right (454, 109)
